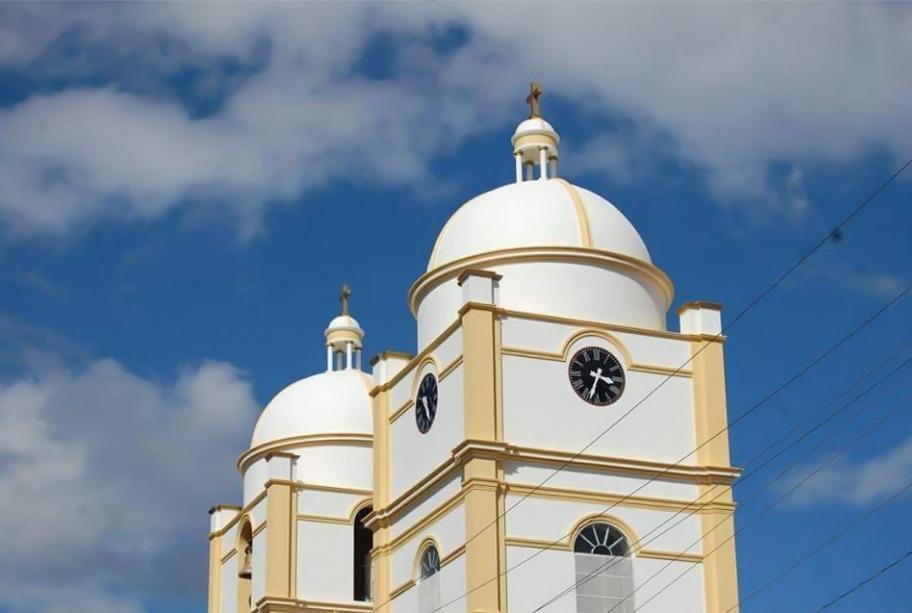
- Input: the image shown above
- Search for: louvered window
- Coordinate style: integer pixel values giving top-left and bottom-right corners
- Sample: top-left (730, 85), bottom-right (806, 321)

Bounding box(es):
top-left (573, 522), bottom-right (634, 613)
top-left (418, 544), bottom-right (441, 612)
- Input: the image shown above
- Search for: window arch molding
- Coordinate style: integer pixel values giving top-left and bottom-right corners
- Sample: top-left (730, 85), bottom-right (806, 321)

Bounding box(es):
top-left (410, 356), bottom-right (442, 401)
top-left (411, 536), bottom-right (443, 581)
top-left (568, 514), bottom-right (639, 555)
top-left (235, 515), bottom-right (255, 612)
top-left (561, 329), bottom-right (633, 367)
top-left (349, 497), bottom-right (374, 523)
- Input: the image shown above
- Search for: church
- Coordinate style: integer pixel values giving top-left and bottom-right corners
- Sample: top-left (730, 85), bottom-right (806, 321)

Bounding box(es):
top-left (206, 85), bottom-right (741, 613)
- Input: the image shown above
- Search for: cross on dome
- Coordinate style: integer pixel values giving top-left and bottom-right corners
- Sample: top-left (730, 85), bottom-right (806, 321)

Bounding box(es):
top-left (513, 82), bottom-right (560, 182)
top-left (324, 284), bottom-right (365, 371)
top-left (526, 81), bottom-right (543, 118)
top-left (339, 283), bottom-right (352, 316)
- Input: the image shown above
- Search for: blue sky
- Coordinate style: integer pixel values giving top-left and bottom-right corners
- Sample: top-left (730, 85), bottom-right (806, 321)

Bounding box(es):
top-left (1, 3), bottom-right (911, 612)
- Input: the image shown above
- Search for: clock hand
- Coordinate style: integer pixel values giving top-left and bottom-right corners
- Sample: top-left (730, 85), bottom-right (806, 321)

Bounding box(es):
top-left (588, 367), bottom-right (603, 399)
top-left (590, 370), bottom-right (614, 385)
top-left (421, 396), bottom-right (431, 420)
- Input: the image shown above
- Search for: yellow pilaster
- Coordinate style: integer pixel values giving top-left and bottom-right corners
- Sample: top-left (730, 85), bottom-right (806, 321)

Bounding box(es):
top-left (690, 340), bottom-right (731, 466)
top-left (207, 533), bottom-right (221, 613)
top-left (460, 303), bottom-right (505, 613)
top-left (371, 386), bottom-right (392, 608)
top-left (265, 480), bottom-right (295, 600)
top-left (690, 339), bottom-right (739, 612)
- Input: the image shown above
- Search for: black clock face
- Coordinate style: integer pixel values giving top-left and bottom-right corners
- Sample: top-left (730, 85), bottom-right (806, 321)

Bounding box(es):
top-left (568, 346), bottom-right (625, 406)
top-left (415, 373), bottom-right (438, 433)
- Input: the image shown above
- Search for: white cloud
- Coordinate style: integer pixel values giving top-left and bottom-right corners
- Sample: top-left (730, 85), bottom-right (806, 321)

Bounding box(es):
top-left (0, 357), bottom-right (258, 612)
top-left (1, 3), bottom-right (911, 237)
top-left (783, 436), bottom-right (912, 507)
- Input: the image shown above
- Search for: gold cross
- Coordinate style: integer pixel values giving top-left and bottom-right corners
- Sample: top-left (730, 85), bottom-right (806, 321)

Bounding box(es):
top-left (339, 284), bottom-right (351, 316)
top-left (526, 81), bottom-right (543, 118)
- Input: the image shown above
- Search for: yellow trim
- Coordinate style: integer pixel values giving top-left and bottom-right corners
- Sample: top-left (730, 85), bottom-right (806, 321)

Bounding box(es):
top-left (500, 307), bottom-right (723, 343)
top-left (388, 579), bottom-right (415, 601)
top-left (349, 497), bottom-right (374, 523)
top-left (569, 513), bottom-right (641, 552)
top-left (554, 178), bottom-right (593, 247)
top-left (387, 355), bottom-right (463, 425)
top-left (208, 531), bottom-right (222, 613)
top-left (384, 490), bottom-right (464, 554)
top-left (637, 549), bottom-right (704, 564)
top-left (388, 543), bottom-right (467, 602)
top-left (677, 300), bottom-right (723, 315)
top-left (297, 513), bottom-right (352, 525)
top-left (369, 439), bottom-right (738, 537)
top-left (298, 482), bottom-right (372, 497)
top-left (411, 536), bottom-right (443, 580)
top-left (460, 303), bottom-right (504, 613)
top-left (370, 319), bottom-right (461, 396)
top-left (505, 481), bottom-right (734, 514)
top-left (238, 433), bottom-right (372, 472)
top-left (388, 399), bottom-right (414, 424)
top-left (256, 596), bottom-right (372, 613)
top-left (504, 536), bottom-right (703, 563)
top-left (236, 517), bottom-right (253, 613)
top-left (501, 329), bottom-right (693, 378)
top-left (371, 382), bottom-right (392, 610)
top-left (265, 480), bottom-right (294, 600)
top-left (409, 245), bottom-right (674, 315)
top-left (370, 350), bottom-right (414, 366)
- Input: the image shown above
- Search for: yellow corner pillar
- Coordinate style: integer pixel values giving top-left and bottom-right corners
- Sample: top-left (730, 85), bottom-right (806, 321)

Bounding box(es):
top-left (262, 452), bottom-right (298, 604)
top-left (207, 532), bottom-right (222, 613)
top-left (688, 331), bottom-right (740, 612)
top-left (370, 382), bottom-right (392, 609)
top-left (460, 298), bottom-right (506, 613)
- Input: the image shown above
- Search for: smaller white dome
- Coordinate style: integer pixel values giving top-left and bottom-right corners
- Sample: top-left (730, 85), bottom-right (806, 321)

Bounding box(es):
top-left (325, 315), bottom-right (363, 335)
top-left (512, 117), bottom-right (558, 141)
top-left (251, 370), bottom-right (372, 448)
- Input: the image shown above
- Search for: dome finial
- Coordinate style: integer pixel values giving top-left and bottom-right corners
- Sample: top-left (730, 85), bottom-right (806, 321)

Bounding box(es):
top-left (526, 81), bottom-right (543, 118)
top-left (513, 83), bottom-right (559, 182)
top-left (339, 283), bottom-right (352, 316)
top-left (325, 284), bottom-right (365, 372)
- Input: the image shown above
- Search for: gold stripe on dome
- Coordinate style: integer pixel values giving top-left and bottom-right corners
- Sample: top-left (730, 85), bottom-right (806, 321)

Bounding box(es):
top-left (554, 178), bottom-right (593, 247)
top-left (409, 245), bottom-right (674, 315)
top-left (237, 432), bottom-right (372, 473)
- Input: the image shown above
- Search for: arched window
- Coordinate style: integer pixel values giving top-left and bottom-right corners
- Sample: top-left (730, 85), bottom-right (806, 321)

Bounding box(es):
top-left (353, 506), bottom-right (373, 601)
top-left (237, 520), bottom-right (253, 612)
top-left (573, 522), bottom-right (634, 613)
top-left (417, 543), bottom-right (441, 613)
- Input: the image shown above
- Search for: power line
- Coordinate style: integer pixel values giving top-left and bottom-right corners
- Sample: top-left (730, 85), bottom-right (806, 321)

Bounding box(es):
top-left (817, 547), bottom-right (912, 611)
top-left (429, 280), bottom-right (912, 612)
top-left (731, 480), bottom-right (912, 612)
top-left (374, 154), bottom-right (912, 612)
top-left (530, 346), bottom-right (912, 611)
top-left (622, 389), bottom-right (912, 613)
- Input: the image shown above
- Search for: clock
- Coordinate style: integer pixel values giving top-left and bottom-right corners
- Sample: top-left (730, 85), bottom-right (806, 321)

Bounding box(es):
top-left (568, 346), bottom-right (625, 406)
top-left (415, 373), bottom-right (438, 433)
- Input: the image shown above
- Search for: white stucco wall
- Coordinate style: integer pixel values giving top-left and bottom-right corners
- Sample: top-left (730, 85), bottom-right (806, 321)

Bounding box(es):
top-left (505, 545), bottom-right (705, 613)
top-left (297, 519), bottom-right (358, 603)
top-left (505, 462), bottom-right (700, 503)
top-left (505, 494), bottom-right (703, 556)
top-left (389, 501), bottom-right (466, 590)
top-left (251, 531), bottom-right (266, 605)
top-left (219, 557), bottom-right (237, 613)
top-left (389, 364), bottom-right (464, 500)
top-left (501, 337), bottom-right (696, 462)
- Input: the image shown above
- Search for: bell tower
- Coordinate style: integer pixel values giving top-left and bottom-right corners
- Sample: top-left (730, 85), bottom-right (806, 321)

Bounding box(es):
top-left (368, 87), bottom-right (740, 613)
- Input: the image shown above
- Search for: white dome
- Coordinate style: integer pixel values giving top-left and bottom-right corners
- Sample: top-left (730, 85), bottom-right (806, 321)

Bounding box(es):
top-left (326, 314), bottom-right (362, 332)
top-left (250, 369), bottom-right (372, 448)
top-left (428, 179), bottom-right (652, 271)
top-left (411, 179), bottom-right (672, 349)
top-left (512, 117), bottom-right (558, 139)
